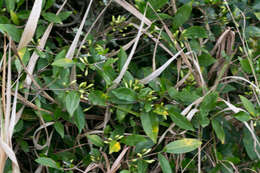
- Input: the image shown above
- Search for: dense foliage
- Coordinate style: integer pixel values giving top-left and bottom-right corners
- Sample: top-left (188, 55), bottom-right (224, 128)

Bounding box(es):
top-left (0, 0), bottom-right (260, 172)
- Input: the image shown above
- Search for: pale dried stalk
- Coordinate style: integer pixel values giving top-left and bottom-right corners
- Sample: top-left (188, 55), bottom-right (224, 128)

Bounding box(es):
top-left (112, 6), bottom-right (147, 86)
top-left (66, 0), bottom-right (94, 59)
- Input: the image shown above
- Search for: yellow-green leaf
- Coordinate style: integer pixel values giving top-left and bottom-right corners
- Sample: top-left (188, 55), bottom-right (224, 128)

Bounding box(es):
top-left (140, 112), bottom-right (159, 143)
top-left (87, 135), bottom-right (104, 147)
top-left (10, 10), bottom-right (20, 25)
top-left (164, 138), bottom-right (201, 154)
top-left (109, 140), bottom-right (121, 154)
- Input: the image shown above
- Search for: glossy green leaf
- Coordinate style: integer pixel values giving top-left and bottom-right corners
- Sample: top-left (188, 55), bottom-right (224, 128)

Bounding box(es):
top-left (233, 111), bottom-right (252, 122)
top-left (182, 26), bottom-right (208, 39)
top-left (42, 12), bottom-right (62, 24)
top-left (121, 134), bottom-right (147, 146)
top-left (172, 2), bottom-right (192, 30)
top-left (140, 113), bottom-right (159, 143)
top-left (158, 154), bottom-right (173, 173)
top-left (167, 106), bottom-right (194, 131)
top-left (211, 119), bottom-right (225, 144)
top-left (239, 95), bottom-right (256, 116)
top-left (87, 135), bottom-right (104, 147)
top-left (164, 138), bottom-right (202, 154)
top-left (35, 157), bottom-right (60, 169)
top-left (52, 58), bottom-right (75, 67)
top-left (88, 90), bottom-right (107, 106)
top-left (65, 91), bottom-right (80, 117)
top-left (54, 122), bottom-right (64, 138)
top-left (0, 24), bottom-right (22, 42)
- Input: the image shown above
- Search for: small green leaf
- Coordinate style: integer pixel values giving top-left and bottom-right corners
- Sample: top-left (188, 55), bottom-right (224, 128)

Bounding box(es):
top-left (87, 135), bottom-right (104, 147)
top-left (158, 154), bottom-right (173, 173)
top-left (182, 26), bottom-right (208, 39)
top-left (54, 122), bottom-right (64, 138)
top-left (172, 2), bottom-right (192, 30)
top-left (118, 47), bottom-right (127, 72)
top-left (0, 24), bottom-right (22, 42)
top-left (5, 0), bottom-right (15, 12)
top-left (255, 12), bottom-right (260, 20)
top-left (243, 127), bottom-right (260, 160)
top-left (110, 87), bottom-right (137, 104)
top-left (140, 113), bottom-right (159, 143)
top-left (42, 12), bottom-right (62, 24)
top-left (167, 106), bottom-right (194, 131)
top-left (138, 160), bottom-right (148, 173)
top-left (239, 95), bottom-right (256, 116)
top-left (74, 106), bottom-right (85, 133)
top-left (164, 138), bottom-right (201, 154)
top-left (65, 91), bottom-right (80, 117)
top-left (109, 140), bottom-right (121, 154)
top-left (239, 58), bottom-right (252, 74)
top-left (211, 119), bottom-right (225, 144)
top-left (200, 92), bottom-right (218, 111)
top-left (35, 157), bottom-right (60, 169)
top-left (52, 58), bottom-right (75, 67)
top-left (10, 10), bottom-right (20, 25)
top-left (58, 11), bottom-right (72, 21)
top-left (233, 111), bottom-right (252, 122)
top-left (246, 26), bottom-right (260, 37)
top-left (198, 53), bottom-right (216, 67)
top-left (88, 90), bottom-right (107, 106)
top-left (121, 134), bottom-right (147, 146)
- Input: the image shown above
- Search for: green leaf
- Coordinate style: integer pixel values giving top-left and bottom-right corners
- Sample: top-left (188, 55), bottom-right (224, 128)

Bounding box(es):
top-left (87, 135), bottom-right (104, 147)
top-left (42, 12), bottom-right (62, 24)
top-left (54, 122), bottom-right (64, 138)
top-left (149, 0), bottom-right (168, 10)
top-left (118, 47), bottom-right (127, 72)
top-left (10, 10), bottom-right (20, 25)
top-left (109, 140), bottom-right (121, 154)
top-left (58, 11), bottom-right (72, 21)
top-left (172, 2), bottom-right (192, 30)
top-left (88, 90), bottom-right (107, 106)
top-left (255, 12), bottom-right (260, 20)
top-left (182, 26), bottom-right (208, 39)
top-left (167, 106), bottom-right (194, 131)
top-left (138, 160), bottom-right (148, 173)
top-left (0, 24), bottom-right (22, 42)
top-left (65, 91), bottom-right (80, 117)
top-left (239, 95), bottom-right (256, 116)
top-left (246, 26), bottom-right (260, 37)
top-left (52, 58), bottom-right (75, 67)
top-left (198, 53), bottom-right (216, 67)
top-left (44, 0), bottom-right (55, 10)
top-left (239, 58), bottom-right (252, 74)
top-left (140, 113), bottom-right (159, 143)
top-left (164, 138), bottom-right (202, 154)
top-left (74, 106), bottom-right (85, 133)
top-left (211, 119), bottom-right (225, 144)
top-left (5, 0), bottom-right (15, 12)
top-left (243, 127), bottom-right (260, 160)
top-left (110, 87), bottom-right (137, 104)
top-left (158, 154), bottom-right (173, 173)
top-left (233, 111), bottom-right (252, 122)
top-left (200, 92), bottom-right (218, 111)
top-left (121, 134), bottom-right (147, 146)
top-left (35, 157), bottom-right (60, 169)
